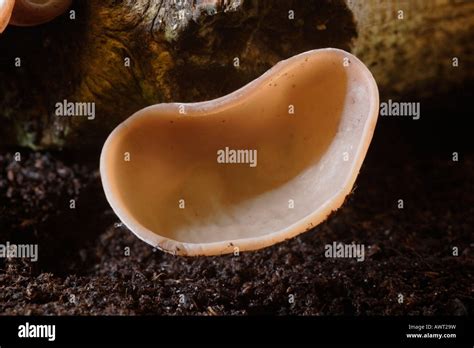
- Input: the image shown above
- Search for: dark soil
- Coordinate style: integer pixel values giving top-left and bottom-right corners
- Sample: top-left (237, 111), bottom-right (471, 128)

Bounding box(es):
top-left (0, 110), bottom-right (472, 315)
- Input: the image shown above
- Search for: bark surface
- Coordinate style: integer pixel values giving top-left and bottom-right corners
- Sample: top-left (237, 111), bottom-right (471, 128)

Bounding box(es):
top-left (0, 0), bottom-right (472, 149)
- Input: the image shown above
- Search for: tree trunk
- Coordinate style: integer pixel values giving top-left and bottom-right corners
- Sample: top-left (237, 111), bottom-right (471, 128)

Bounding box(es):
top-left (0, 0), bottom-right (472, 150)
top-left (347, 0), bottom-right (474, 98)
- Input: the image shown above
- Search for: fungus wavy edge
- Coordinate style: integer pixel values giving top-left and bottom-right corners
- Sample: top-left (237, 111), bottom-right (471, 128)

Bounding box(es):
top-left (100, 48), bottom-right (379, 256)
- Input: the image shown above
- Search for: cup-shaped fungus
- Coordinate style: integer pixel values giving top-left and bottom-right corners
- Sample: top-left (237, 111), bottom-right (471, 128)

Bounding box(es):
top-left (100, 48), bottom-right (379, 256)
top-left (9, 0), bottom-right (72, 26)
top-left (0, 0), bottom-right (14, 32)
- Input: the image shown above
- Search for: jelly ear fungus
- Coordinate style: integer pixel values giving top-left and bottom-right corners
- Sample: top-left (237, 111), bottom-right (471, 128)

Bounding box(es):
top-left (100, 48), bottom-right (379, 256)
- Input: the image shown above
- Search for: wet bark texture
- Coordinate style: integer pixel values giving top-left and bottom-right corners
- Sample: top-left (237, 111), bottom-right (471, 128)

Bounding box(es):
top-left (0, 0), bottom-right (472, 149)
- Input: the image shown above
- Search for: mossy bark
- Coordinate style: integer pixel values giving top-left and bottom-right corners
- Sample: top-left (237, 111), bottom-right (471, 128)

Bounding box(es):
top-left (347, 0), bottom-right (474, 98)
top-left (0, 0), bottom-right (472, 150)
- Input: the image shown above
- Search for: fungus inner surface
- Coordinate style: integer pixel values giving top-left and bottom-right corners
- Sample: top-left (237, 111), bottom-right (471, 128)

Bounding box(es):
top-left (104, 51), bottom-right (372, 243)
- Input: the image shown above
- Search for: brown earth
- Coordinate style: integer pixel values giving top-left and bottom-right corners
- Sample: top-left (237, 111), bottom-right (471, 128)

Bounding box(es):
top-left (0, 94), bottom-right (472, 315)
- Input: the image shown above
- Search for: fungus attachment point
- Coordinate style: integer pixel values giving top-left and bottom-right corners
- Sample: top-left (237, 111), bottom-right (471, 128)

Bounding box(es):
top-left (9, 0), bottom-right (72, 26)
top-left (100, 48), bottom-right (379, 256)
top-left (0, 0), bottom-right (15, 32)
